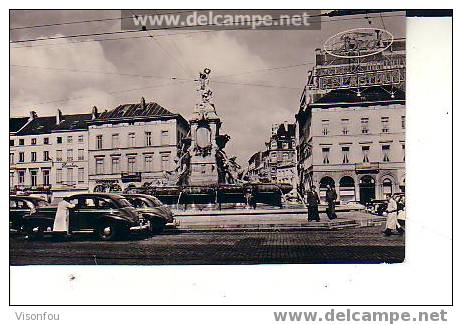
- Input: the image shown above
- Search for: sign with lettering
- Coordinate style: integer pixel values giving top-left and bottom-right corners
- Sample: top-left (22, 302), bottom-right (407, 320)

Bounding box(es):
top-left (324, 28), bottom-right (394, 59)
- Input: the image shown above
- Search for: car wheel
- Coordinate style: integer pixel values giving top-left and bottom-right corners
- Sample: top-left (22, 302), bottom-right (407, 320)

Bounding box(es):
top-left (97, 222), bottom-right (120, 241)
top-left (25, 223), bottom-right (46, 240)
top-left (150, 219), bottom-right (166, 234)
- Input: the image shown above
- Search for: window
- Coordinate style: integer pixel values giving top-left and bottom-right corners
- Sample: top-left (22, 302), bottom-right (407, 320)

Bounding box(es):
top-left (282, 153), bottom-right (289, 162)
top-left (270, 141), bottom-right (277, 150)
top-left (18, 170), bottom-right (25, 184)
top-left (30, 170), bottom-right (38, 186)
top-left (322, 147), bottom-right (330, 164)
top-left (31, 152), bottom-right (37, 162)
top-left (78, 149), bottom-right (84, 161)
top-left (43, 151), bottom-right (49, 161)
top-left (144, 155), bottom-right (153, 171)
top-left (128, 133), bottom-right (136, 147)
top-left (44, 137), bottom-right (49, 145)
top-left (43, 170), bottom-right (50, 186)
top-left (10, 153), bottom-right (14, 164)
top-left (381, 117), bottom-right (390, 133)
top-left (270, 152), bottom-right (277, 163)
top-left (56, 169), bottom-right (62, 183)
top-left (362, 146), bottom-right (370, 163)
top-left (341, 119), bottom-right (349, 135)
top-left (361, 118), bottom-right (369, 134)
top-left (282, 142), bottom-right (289, 150)
top-left (78, 168), bottom-right (84, 183)
top-left (31, 138), bottom-right (37, 145)
top-left (56, 150), bottom-right (62, 161)
top-left (112, 134), bottom-right (119, 149)
top-left (161, 154), bottom-right (170, 171)
top-left (161, 130), bottom-right (169, 145)
top-left (127, 156), bottom-right (136, 172)
top-left (67, 149), bottom-right (73, 162)
top-left (401, 116), bottom-right (406, 129)
top-left (382, 145), bottom-right (391, 162)
top-left (19, 152), bottom-right (25, 162)
top-left (96, 158), bottom-right (104, 174)
top-left (111, 157), bottom-right (120, 174)
top-left (67, 168), bottom-right (74, 184)
top-left (342, 147), bottom-right (350, 164)
top-left (78, 135), bottom-right (84, 143)
top-left (67, 136), bottom-right (73, 144)
top-left (321, 120), bottom-right (329, 136)
top-left (96, 135), bottom-right (103, 150)
top-left (145, 132), bottom-right (152, 146)
top-left (10, 172), bottom-right (14, 188)
top-left (402, 144), bottom-right (405, 162)
top-left (19, 138), bottom-right (24, 146)
top-left (57, 137), bottom-right (62, 144)
top-left (10, 139), bottom-right (14, 146)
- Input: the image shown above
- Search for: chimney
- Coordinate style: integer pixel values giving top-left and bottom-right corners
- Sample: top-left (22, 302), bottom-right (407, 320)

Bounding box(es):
top-left (92, 106), bottom-right (99, 119)
top-left (28, 111), bottom-right (37, 121)
top-left (56, 109), bottom-right (63, 125)
top-left (141, 97), bottom-right (146, 109)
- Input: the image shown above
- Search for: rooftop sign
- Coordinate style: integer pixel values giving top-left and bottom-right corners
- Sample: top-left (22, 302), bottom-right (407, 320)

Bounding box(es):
top-left (323, 28), bottom-right (394, 59)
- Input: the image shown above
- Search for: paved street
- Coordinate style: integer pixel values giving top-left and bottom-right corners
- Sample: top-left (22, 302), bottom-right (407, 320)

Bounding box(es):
top-left (10, 223), bottom-right (404, 265)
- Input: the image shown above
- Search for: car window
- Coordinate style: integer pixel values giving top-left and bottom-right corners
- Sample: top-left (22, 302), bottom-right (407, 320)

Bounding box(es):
top-left (115, 198), bottom-right (132, 208)
top-left (132, 198), bottom-right (150, 208)
top-left (98, 198), bottom-right (115, 209)
top-left (69, 198), bottom-right (79, 205)
top-left (35, 200), bottom-right (49, 207)
top-left (148, 197), bottom-right (163, 207)
top-left (16, 200), bottom-right (28, 209)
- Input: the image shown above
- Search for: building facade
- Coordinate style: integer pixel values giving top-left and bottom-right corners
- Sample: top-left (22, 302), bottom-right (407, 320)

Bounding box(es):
top-left (247, 122), bottom-right (297, 194)
top-left (296, 32), bottom-right (405, 204)
top-left (87, 98), bottom-right (189, 192)
top-left (9, 110), bottom-right (93, 200)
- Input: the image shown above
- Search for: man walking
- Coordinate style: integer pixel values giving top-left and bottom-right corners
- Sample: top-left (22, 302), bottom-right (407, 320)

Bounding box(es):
top-left (306, 185), bottom-right (320, 222)
top-left (383, 194), bottom-right (404, 236)
top-left (325, 185), bottom-right (338, 220)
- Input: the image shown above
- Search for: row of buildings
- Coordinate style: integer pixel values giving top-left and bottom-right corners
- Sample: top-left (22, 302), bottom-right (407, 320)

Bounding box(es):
top-left (247, 32), bottom-right (406, 204)
top-left (10, 98), bottom-right (189, 200)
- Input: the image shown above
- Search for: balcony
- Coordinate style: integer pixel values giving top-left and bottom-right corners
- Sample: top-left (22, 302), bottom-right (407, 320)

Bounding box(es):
top-left (355, 162), bottom-right (380, 174)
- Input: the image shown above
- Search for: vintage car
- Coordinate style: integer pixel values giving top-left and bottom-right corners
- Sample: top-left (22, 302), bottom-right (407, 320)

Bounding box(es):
top-left (9, 195), bottom-right (50, 231)
top-left (122, 194), bottom-right (174, 234)
top-left (22, 193), bottom-right (149, 240)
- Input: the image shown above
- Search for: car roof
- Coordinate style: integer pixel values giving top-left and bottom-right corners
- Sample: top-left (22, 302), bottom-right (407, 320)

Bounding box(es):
top-left (67, 193), bottom-right (125, 200)
top-left (10, 195), bottom-right (46, 202)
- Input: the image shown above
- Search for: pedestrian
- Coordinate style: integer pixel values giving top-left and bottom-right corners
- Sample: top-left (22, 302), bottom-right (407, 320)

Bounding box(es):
top-left (306, 185), bottom-right (320, 222)
top-left (53, 197), bottom-right (76, 236)
top-left (325, 185), bottom-right (338, 220)
top-left (383, 194), bottom-right (404, 236)
top-left (396, 194), bottom-right (406, 235)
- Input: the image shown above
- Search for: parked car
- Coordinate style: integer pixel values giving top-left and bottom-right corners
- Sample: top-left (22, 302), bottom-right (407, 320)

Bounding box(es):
top-left (123, 194), bottom-right (174, 234)
top-left (9, 195), bottom-right (49, 231)
top-left (367, 199), bottom-right (388, 216)
top-left (22, 193), bottom-right (149, 240)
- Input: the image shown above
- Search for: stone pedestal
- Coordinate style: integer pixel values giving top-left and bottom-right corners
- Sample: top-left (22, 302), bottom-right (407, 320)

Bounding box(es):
top-left (188, 116), bottom-right (222, 186)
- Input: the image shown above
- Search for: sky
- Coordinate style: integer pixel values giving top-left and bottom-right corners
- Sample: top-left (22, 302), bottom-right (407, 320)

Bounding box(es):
top-left (10, 10), bottom-right (405, 166)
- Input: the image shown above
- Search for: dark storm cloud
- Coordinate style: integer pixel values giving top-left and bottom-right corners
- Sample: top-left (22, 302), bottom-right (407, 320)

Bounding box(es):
top-left (10, 10), bottom-right (405, 166)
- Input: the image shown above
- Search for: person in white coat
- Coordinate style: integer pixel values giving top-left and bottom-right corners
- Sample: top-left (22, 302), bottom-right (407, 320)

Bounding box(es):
top-left (53, 198), bottom-right (76, 235)
top-left (383, 194), bottom-right (404, 236)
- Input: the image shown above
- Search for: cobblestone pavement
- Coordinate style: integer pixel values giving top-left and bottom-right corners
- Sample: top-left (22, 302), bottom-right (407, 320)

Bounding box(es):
top-left (10, 224), bottom-right (404, 265)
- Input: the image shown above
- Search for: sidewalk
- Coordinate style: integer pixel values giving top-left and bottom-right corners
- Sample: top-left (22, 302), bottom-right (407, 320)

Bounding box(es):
top-left (172, 210), bottom-right (386, 232)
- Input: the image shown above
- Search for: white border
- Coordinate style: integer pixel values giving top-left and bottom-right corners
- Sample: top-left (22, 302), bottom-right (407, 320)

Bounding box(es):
top-left (2, 3), bottom-right (454, 315)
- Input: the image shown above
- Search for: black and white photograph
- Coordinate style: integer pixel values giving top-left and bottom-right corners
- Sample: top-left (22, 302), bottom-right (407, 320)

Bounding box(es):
top-left (5, 5), bottom-right (454, 316)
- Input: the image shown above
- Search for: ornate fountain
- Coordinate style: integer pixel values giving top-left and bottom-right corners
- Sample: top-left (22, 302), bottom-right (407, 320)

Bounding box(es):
top-left (126, 68), bottom-right (292, 208)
